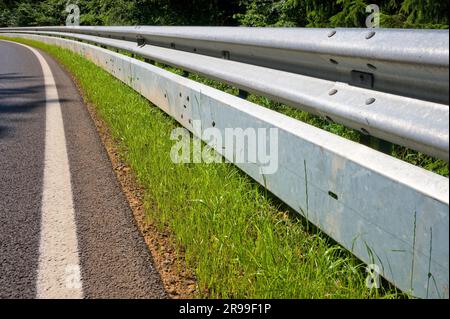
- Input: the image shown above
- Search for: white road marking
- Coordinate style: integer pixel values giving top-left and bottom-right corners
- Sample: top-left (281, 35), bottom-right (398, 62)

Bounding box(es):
top-left (6, 41), bottom-right (84, 299)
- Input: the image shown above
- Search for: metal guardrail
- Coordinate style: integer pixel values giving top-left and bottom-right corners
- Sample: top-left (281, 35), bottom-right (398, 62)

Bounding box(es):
top-left (0, 30), bottom-right (448, 299)
top-left (4, 26), bottom-right (449, 105)
top-left (1, 28), bottom-right (449, 161)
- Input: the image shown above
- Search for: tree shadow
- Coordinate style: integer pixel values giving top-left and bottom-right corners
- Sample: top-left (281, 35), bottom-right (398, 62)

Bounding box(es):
top-left (0, 74), bottom-right (72, 112)
top-left (0, 72), bottom-right (40, 82)
top-left (0, 72), bottom-right (73, 142)
top-left (0, 124), bottom-right (15, 140)
top-left (0, 85), bottom-right (44, 99)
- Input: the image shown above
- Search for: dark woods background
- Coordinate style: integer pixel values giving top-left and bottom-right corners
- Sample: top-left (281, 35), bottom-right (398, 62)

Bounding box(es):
top-left (0, 0), bottom-right (448, 28)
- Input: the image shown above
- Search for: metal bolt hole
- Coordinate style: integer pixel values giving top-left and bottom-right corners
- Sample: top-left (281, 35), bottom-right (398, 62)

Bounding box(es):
top-left (366, 98), bottom-right (376, 105)
top-left (366, 31), bottom-right (376, 39)
top-left (328, 191), bottom-right (338, 200)
top-left (328, 30), bottom-right (337, 38)
top-left (330, 59), bottom-right (338, 65)
top-left (329, 89), bottom-right (338, 96)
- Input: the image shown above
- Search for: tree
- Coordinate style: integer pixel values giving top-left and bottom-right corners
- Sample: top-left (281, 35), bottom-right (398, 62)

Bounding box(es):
top-left (0, 0), bottom-right (448, 28)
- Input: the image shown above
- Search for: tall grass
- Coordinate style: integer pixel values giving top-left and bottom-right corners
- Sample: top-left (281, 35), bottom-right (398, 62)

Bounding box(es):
top-left (113, 47), bottom-right (449, 177)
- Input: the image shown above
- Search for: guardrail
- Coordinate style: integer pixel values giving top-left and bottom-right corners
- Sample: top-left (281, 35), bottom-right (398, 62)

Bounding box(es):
top-left (2, 27), bottom-right (449, 161)
top-left (1, 28), bottom-right (448, 299)
top-left (4, 26), bottom-right (449, 104)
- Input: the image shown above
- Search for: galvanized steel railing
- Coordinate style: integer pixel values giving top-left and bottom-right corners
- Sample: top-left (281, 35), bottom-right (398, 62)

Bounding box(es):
top-left (2, 26), bottom-right (449, 161)
top-left (0, 27), bottom-right (448, 299)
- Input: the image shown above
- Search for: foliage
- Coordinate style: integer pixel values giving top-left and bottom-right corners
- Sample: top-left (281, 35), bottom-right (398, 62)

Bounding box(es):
top-left (0, 0), bottom-right (243, 27)
top-left (235, 0), bottom-right (448, 28)
top-left (0, 0), bottom-right (448, 28)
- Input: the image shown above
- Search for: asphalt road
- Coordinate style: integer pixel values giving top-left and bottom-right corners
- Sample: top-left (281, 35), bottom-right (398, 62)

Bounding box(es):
top-left (0, 40), bottom-right (167, 299)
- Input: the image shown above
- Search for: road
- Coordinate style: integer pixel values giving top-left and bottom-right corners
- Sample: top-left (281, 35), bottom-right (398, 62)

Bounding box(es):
top-left (0, 40), bottom-right (167, 299)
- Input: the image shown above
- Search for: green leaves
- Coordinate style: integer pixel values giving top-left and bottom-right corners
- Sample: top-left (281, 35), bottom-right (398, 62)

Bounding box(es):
top-left (0, 0), bottom-right (448, 28)
top-left (235, 0), bottom-right (448, 28)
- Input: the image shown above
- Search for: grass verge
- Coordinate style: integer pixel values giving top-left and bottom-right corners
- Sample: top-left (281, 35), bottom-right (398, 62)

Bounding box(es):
top-left (1, 36), bottom-right (402, 298)
top-left (133, 52), bottom-right (448, 177)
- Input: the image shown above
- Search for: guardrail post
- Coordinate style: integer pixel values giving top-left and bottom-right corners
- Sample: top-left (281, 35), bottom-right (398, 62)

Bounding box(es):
top-left (238, 89), bottom-right (248, 99)
top-left (137, 36), bottom-right (145, 47)
top-left (360, 134), bottom-right (393, 155)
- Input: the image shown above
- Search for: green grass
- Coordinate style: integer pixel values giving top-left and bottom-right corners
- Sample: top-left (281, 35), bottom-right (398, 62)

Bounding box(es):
top-left (179, 66), bottom-right (449, 178)
top-left (1, 36), bottom-right (405, 298)
top-left (77, 42), bottom-right (450, 177)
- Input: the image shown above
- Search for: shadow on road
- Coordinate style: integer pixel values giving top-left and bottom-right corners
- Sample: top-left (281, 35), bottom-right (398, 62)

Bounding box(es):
top-left (0, 72), bottom-right (39, 82)
top-left (0, 72), bottom-right (73, 140)
top-left (0, 125), bottom-right (13, 139)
